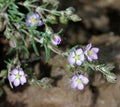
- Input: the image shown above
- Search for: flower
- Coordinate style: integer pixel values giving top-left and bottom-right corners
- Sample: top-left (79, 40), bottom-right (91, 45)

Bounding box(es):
top-left (71, 74), bottom-right (89, 90)
top-left (84, 43), bottom-right (99, 61)
top-left (51, 34), bottom-right (61, 45)
top-left (8, 69), bottom-right (27, 87)
top-left (68, 49), bottom-right (85, 66)
top-left (26, 13), bottom-right (43, 27)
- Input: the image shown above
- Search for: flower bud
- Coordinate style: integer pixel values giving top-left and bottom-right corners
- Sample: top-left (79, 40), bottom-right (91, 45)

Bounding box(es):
top-left (45, 26), bottom-right (53, 35)
top-left (69, 14), bottom-right (81, 22)
top-left (59, 16), bottom-right (68, 24)
top-left (46, 15), bottom-right (57, 24)
top-left (51, 34), bottom-right (61, 45)
top-left (36, 7), bottom-right (44, 13)
top-left (14, 31), bottom-right (21, 38)
top-left (65, 7), bottom-right (75, 16)
top-left (9, 39), bottom-right (16, 48)
top-left (4, 28), bottom-right (12, 39)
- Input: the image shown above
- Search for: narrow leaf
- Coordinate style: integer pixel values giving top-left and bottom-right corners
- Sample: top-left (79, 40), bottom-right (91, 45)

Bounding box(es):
top-left (44, 44), bottom-right (50, 62)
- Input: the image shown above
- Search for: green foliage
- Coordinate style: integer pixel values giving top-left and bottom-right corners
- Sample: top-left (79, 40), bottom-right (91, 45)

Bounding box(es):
top-left (0, 0), bottom-right (117, 90)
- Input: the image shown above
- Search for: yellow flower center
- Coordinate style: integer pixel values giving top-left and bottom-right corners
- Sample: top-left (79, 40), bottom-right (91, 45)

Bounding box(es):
top-left (74, 55), bottom-right (80, 60)
top-left (88, 50), bottom-right (93, 55)
top-left (31, 18), bottom-right (37, 24)
top-left (76, 78), bottom-right (82, 84)
top-left (15, 74), bottom-right (21, 79)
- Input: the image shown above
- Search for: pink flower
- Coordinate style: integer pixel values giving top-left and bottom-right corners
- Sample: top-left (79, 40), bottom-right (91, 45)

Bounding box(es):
top-left (68, 49), bottom-right (85, 66)
top-left (8, 69), bottom-right (27, 87)
top-left (84, 43), bottom-right (99, 62)
top-left (71, 74), bottom-right (89, 90)
top-left (51, 35), bottom-right (61, 45)
top-left (26, 13), bottom-right (43, 27)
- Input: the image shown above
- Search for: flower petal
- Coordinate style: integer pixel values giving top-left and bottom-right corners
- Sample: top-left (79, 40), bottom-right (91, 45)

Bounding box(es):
top-left (78, 75), bottom-right (84, 79)
top-left (76, 49), bottom-right (83, 55)
top-left (84, 50), bottom-right (88, 57)
top-left (76, 60), bottom-right (82, 66)
top-left (19, 70), bottom-right (24, 76)
top-left (87, 56), bottom-right (92, 62)
top-left (68, 57), bottom-right (75, 65)
top-left (80, 54), bottom-right (85, 61)
top-left (27, 14), bottom-right (32, 19)
top-left (38, 20), bottom-right (43, 26)
top-left (51, 40), bottom-right (57, 45)
top-left (92, 48), bottom-right (99, 53)
top-left (12, 69), bottom-right (18, 75)
top-left (26, 20), bottom-right (34, 27)
top-left (81, 77), bottom-right (89, 85)
top-left (70, 51), bottom-right (75, 57)
top-left (9, 75), bottom-right (16, 82)
top-left (71, 81), bottom-right (77, 88)
top-left (91, 54), bottom-right (98, 60)
top-left (13, 78), bottom-right (20, 87)
top-left (77, 83), bottom-right (84, 90)
top-left (85, 43), bottom-right (92, 51)
top-left (32, 14), bottom-right (37, 19)
top-left (35, 13), bottom-right (40, 18)
top-left (72, 75), bottom-right (78, 81)
top-left (20, 76), bottom-right (27, 85)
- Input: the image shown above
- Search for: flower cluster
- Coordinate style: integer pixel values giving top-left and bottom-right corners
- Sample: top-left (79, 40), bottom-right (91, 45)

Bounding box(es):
top-left (0, 0), bottom-right (116, 95)
top-left (68, 43), bottom-right (99, 66)
top-left (8, 69), bottom-right (27, 87)
top-left (68, 43), bottom-right (99, 90)
top-left (71, 74), bottom-right (89, 90)
top-left (26, 13), bottom-right (43, 27)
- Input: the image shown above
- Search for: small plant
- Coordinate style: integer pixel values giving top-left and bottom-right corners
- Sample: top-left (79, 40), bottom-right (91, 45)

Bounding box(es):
top-left (8, 68), bottom-right (27, 87)
top-left (0, 0), bottom-right (117, 93)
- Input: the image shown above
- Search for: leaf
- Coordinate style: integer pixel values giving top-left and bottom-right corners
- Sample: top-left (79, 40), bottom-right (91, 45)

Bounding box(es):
top-left (0, 88), bottom-right (3, 96)
top-left (106, 73), bottom-right (117, 83)
top-left (22, 46), bottom-right (29, 58)
top-left (40, 3), bottom-right (49, 8)
top-left (6, 47), bottom-right (14, 55)
top-left (0, 70), bottom-right (7, 78)
top-left (44, 44), bottom-right (50, 62)
top-left (7, 3), bottom-right (25, 23)
top-left (31, 38), bottom-right (39, 56)
top-left (20, 34), bottom-right (29, 57)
